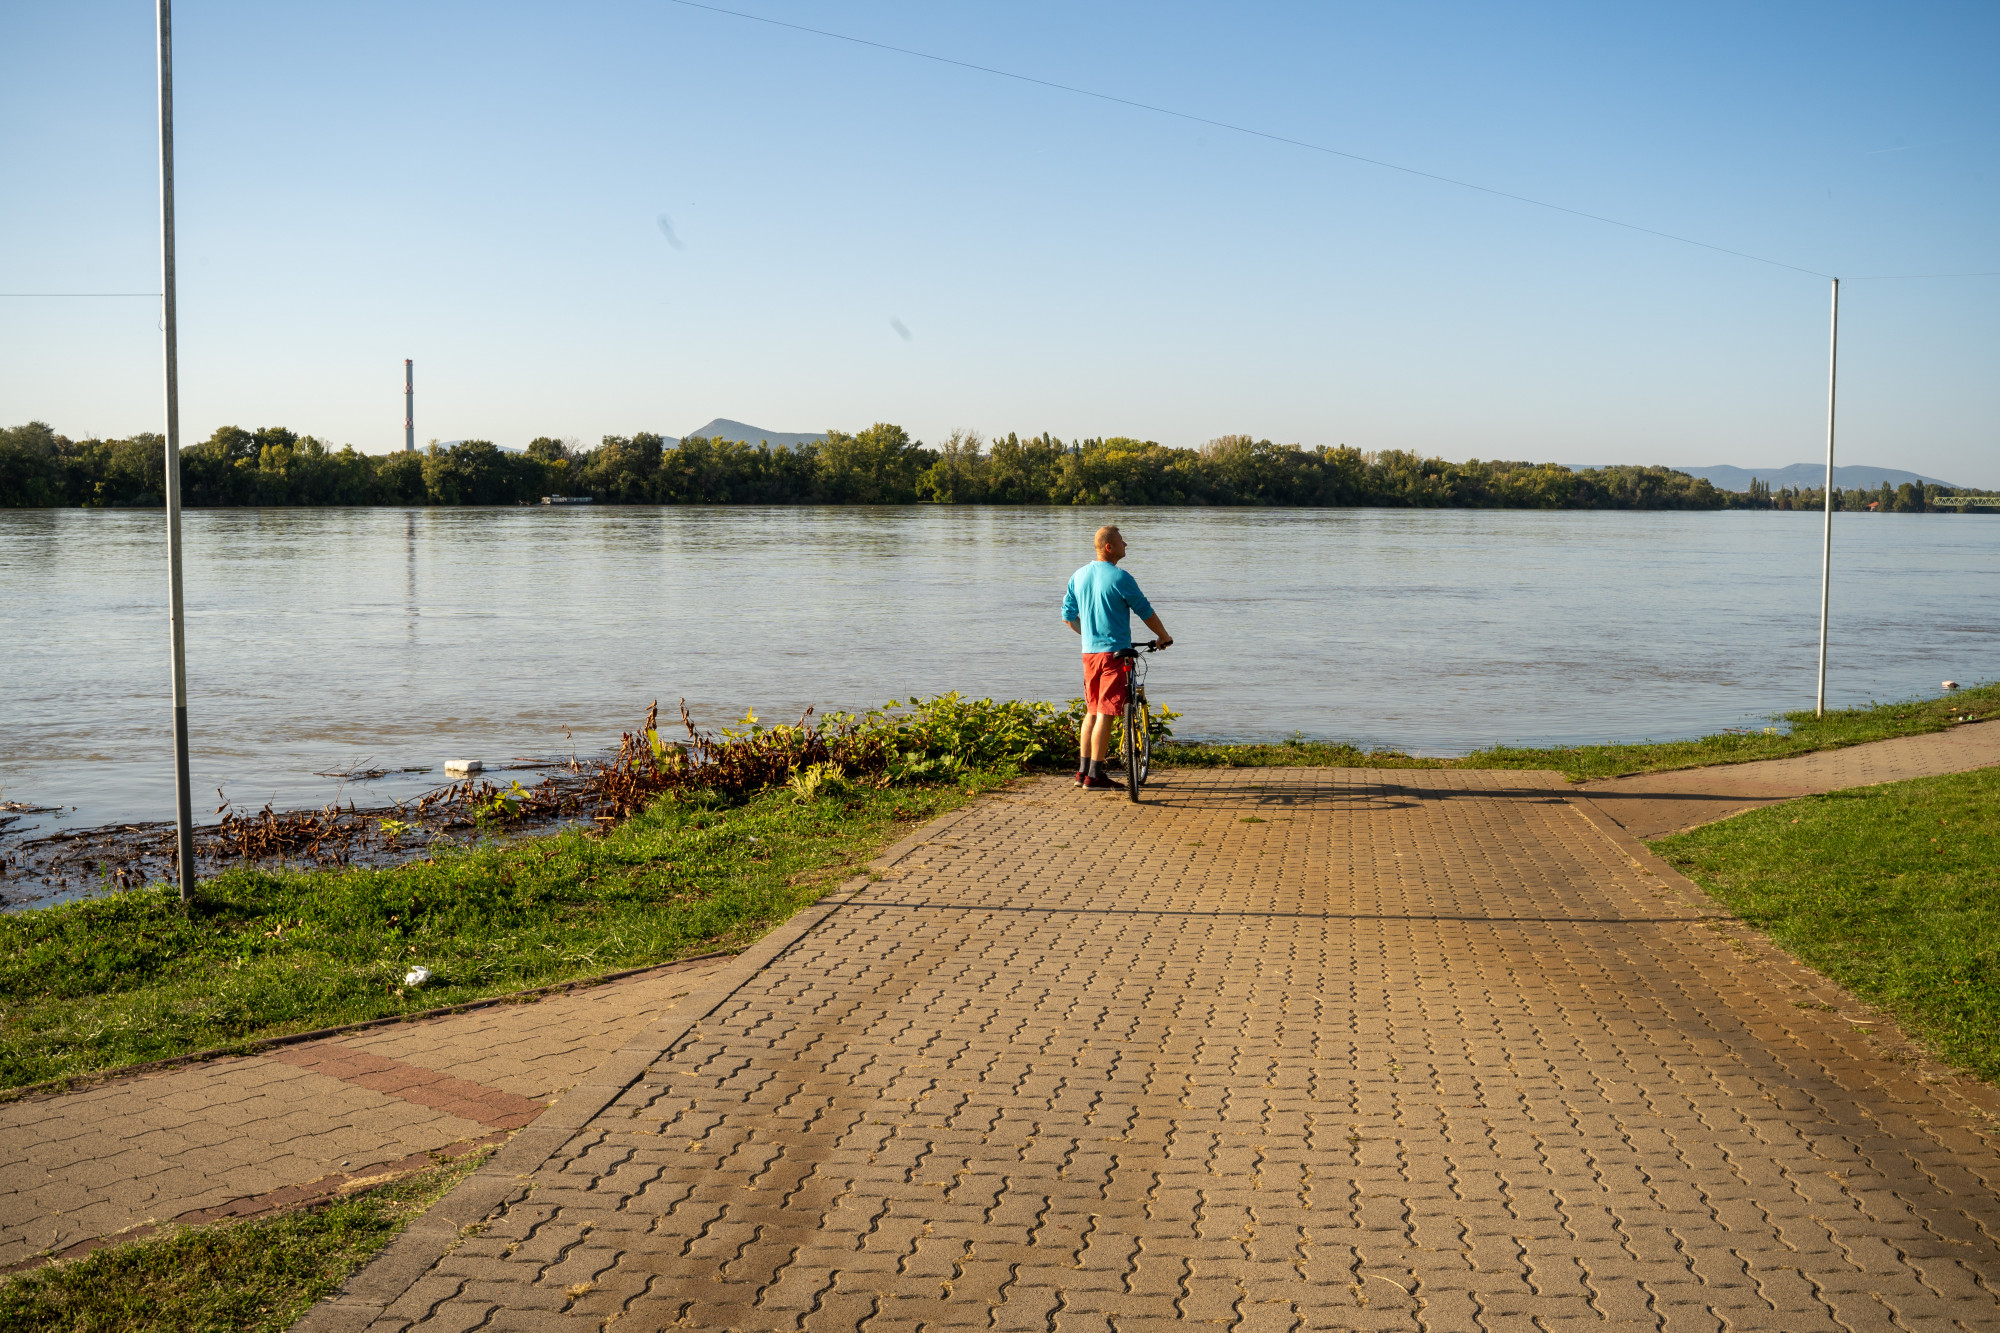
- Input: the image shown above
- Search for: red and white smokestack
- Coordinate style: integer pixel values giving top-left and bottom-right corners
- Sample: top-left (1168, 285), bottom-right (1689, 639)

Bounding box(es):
top-left (404, 359), bottom-right (414, 453)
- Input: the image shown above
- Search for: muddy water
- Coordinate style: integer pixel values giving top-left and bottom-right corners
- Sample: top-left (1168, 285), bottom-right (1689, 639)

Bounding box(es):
top-left (2, 505), bottom-right (1995, 840)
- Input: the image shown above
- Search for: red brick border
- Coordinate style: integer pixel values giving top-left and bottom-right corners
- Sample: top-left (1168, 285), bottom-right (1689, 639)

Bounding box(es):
top-left (265, 1044), bottom-right (546, 1130)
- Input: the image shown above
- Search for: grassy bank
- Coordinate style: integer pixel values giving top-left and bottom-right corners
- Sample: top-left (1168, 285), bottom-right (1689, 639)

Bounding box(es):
top-left (1655, 766), bottom-right (2000, 1081)
top-left (2, 684), bottom-right (1988, 1093)
top-left (0, 1150), bottom-right (486, 1331)
top-left (1158, 681), bottom-right (1996, 781)
top-left (0, 774), bottom-right (1000, 1093)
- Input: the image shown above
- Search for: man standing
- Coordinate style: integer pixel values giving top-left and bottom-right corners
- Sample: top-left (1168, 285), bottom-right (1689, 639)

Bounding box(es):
top-left (1062, 525), bottom-right (1173, 789)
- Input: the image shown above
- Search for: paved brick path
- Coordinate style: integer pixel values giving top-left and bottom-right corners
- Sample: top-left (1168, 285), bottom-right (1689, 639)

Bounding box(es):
top-left (309, 764), bottom-right (2000, 1332)
top-left (0, 955), bottom-right (729, 1271)
top-left (1579, 719), bottom-right (2000, 840)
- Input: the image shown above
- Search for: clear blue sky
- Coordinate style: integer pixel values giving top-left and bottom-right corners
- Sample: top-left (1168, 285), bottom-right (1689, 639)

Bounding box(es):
top-left (3, 1), bottom-right (1995, 482)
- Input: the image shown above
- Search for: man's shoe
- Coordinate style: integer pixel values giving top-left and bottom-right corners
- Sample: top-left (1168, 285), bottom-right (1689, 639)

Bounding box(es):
top-left (1081, 774), bottom-right (1120, 790)
top-left (1073, 770), bottom-right (1088, 786)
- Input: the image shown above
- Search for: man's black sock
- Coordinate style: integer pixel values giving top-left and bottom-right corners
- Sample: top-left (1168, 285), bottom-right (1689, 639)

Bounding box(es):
top-left (1086, 759), bottom-right (1102, 780)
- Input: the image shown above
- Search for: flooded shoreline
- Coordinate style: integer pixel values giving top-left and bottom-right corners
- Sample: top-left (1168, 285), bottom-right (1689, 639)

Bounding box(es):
top-left (5, 505), bottom-right (1995, 878)
top-left (1, 757), bottom-right (598, 912)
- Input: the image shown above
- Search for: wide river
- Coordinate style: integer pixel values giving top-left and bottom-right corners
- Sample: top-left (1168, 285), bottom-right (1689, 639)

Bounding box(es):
top-left (2, 506), bottom-right (1995, 833)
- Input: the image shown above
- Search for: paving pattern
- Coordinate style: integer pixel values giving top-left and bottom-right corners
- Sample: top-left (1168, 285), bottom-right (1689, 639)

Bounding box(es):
top-left (326, 767), bottom-right (2000, 1332)
top-left (0, 955), bottom-right (729, 1270)
top-left (1578, 719), bottom-right (2000, 840)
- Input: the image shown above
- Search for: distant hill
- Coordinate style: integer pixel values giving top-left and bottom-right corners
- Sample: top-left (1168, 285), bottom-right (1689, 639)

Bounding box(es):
top-left (682, 419), bottom-right (828, 451)
top-left (1671, 463), bottom-right (1958, 493)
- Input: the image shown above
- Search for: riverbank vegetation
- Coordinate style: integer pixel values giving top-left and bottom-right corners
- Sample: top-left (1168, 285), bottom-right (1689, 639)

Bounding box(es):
top-left (1160, 682), bottom-right (1995, 780)
top-left (1656, 766), bottom-right (2000, 1081)
top-left (0, 686), bottom-right (1985, 1091)
top-left (1737, 475), bottom-right (1982, 513)
top-left (13, 419), bottom-right (1992, 511)
top-left (0, 1149), bottom-right (485, 1331)
top-left (1, 692), bottom-right (1990, 1320)
top-left (0, 772), bottom-right (1004, 1093)
top-left (0, 694), bottom-right (1087, 1092)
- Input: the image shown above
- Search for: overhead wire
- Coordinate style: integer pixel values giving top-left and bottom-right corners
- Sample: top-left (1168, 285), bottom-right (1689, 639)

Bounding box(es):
top-left (15, 11), bottom-right (1989, 298)
top-left (1849, 271), bottom-right (2000, 280)
top-left (665, 0), bottom-right (1836, 279)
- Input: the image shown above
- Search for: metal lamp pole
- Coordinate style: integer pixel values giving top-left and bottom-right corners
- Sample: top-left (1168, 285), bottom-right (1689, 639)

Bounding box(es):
top-left (157, 0), bottom-right (196, 901)
top-left (1814, 277), bottom-right (1839, 718)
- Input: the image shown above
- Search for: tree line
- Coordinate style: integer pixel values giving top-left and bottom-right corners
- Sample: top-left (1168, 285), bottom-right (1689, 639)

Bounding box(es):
top-left (3, 419), bottom-right (1991, 512)
top-left (1737, 474), bottom-right (1974, 513)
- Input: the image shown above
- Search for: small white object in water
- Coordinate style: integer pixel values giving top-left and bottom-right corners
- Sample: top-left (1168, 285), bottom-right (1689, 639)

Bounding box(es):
top-left (1943, 681), bottom-right (1959, 690)
top-left (444, 759), bottom-right (483, 775)
top-left (404, 965), bottom-right (432, 988)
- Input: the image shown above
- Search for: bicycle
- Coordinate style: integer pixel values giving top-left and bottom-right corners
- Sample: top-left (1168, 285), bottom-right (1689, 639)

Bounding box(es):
top-left (1108, 639), bottom-right (1165, 802)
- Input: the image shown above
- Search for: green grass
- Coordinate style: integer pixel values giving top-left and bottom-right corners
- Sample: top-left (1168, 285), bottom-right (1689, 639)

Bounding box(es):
top-left (3, 682), bottom-right (1988, 1095)
top-left (0, 775), bottom-right (1000, 1093)
top-left (0, 1150), bottom-right (485, 1332)
top-left (1158, 681), bottom-right (1997, 782)
top-left (1655, 766), bottom-right (2000, 1081)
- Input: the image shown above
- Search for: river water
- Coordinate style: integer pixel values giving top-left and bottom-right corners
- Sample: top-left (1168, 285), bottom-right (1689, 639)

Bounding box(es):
top-left (2, 506), bottom-right (1995, 835)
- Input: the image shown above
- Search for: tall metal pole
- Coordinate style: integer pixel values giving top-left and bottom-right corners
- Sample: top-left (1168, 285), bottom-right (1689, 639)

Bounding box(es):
top-left (157, 0), bottom-right (196, 901)
top-left (404, 359), bottom-right (414, 452)
top-left (1815, 277), bottom-right (1840, 718)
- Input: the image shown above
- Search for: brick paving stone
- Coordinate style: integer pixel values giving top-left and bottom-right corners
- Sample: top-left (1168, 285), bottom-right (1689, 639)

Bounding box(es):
top-left (0, 955), bottom-right (731, 1270)
top-left (320, 765), bottom-right (2000, 1331)
top-left (4, 721), bottom-right (1994, 1311)
top-left (1578, 717), bottom-right (2000, 839)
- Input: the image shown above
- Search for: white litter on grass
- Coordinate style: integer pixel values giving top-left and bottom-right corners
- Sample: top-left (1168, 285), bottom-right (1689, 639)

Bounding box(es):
top-left (404, 966), bottom-right (432, 988)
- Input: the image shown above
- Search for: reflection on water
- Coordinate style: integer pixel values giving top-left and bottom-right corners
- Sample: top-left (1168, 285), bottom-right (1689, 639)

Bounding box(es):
top-left (404, 510), bottom-right (417, 646)
top-left (1, 506), bottom-right (1995, 832)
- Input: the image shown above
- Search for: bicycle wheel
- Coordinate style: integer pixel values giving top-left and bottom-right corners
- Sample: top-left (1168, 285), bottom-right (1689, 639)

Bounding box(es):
top-left (1133, 695), bottom-right (1153, 787)
top-left (1123, 699), bottom-right (1142, 802)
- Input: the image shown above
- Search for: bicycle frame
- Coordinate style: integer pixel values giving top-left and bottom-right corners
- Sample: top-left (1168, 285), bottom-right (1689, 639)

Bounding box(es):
top-left (1109, 642), bottom-right (1161, 802)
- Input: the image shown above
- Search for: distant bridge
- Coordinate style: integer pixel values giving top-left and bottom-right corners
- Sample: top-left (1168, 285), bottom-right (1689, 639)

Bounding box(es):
top-left (1933, 496), bottom-right (2000, 507)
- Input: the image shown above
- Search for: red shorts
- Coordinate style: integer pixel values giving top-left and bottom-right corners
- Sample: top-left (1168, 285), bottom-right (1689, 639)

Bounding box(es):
top-left (1082, 652), bottom-right (1132, 715)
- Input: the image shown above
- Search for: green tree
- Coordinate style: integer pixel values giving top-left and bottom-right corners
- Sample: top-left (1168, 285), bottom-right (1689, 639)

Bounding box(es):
top-left (434, 440), bottom-right (546, 505)
top-left (0, 422), bottom-right (72, 506)
top-left (918, 430), bottom-right (987, 503)
top-left (818, 423), bottom-right (927, 504)
top-left (99, 433), bottom-right (167, 505)
top-left (575, 433), bottom-right (666, 502)
top-left (982, 432), bottom-right (1068, 503)
top-left (372, 451), bottom-right (427, 504)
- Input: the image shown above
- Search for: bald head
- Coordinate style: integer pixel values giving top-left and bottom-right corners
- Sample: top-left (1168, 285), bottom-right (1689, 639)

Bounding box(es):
top-left (1094, 525), bottom-right (1126, 563)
